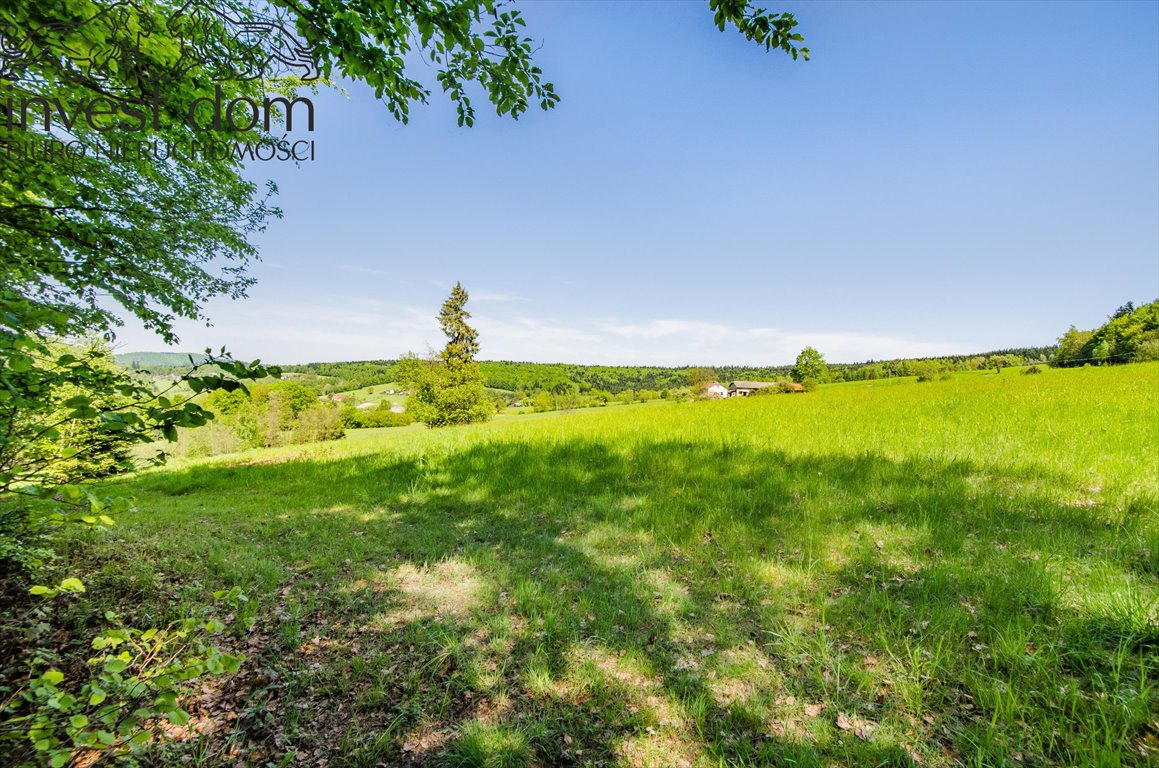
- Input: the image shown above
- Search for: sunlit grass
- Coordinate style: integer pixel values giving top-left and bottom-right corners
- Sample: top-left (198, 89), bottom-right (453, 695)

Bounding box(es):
top-left (68, 362), bottom-right (1158, 766)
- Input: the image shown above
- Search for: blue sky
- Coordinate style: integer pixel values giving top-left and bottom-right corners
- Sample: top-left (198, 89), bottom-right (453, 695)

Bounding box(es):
top-left (117, 0), bottom-right (1159, 366)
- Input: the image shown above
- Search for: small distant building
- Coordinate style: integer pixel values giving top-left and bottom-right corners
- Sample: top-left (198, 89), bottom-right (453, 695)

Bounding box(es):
top-left (704, 382), bottom-right (729, 399)
top-left (728, 380), bottom-right (804, 396)
top-left (728, 381), bottom-right (777, 397)
top-left (332, 393), bottom-right (347, 401)
top-left (389, 404), bottom-right (405, 414)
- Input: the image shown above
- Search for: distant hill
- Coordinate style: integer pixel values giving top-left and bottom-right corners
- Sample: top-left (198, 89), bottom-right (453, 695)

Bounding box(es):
top-left (115, 351), bottom-right (211, 368)
top-left (282, 346), bottom-right (1060, 396)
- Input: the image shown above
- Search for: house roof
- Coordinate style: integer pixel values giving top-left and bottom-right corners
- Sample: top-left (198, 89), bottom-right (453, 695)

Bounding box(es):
top-left (729, 381), bottom-right (777, 389)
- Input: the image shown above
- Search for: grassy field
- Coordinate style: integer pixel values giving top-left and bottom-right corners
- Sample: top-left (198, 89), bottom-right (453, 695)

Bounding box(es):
top-left (68, 364), bottom-right (1157, 767)
top-left (334, 383), bottom-right (410, 408)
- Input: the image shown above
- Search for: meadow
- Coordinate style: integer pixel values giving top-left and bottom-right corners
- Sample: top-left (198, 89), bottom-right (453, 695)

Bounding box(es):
top-left (67, 363), bottom-right (1157, 767)
top-left (334, 384), bottom-right (410, 409)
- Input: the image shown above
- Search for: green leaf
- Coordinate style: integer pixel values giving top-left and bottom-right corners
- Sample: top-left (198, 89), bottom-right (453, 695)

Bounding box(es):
top-left (42, 669), bottom-right (65, 685)
top-left (69, 714), bottom-right (89, 729)
top-left (59, 577), bottom-right (86, 593)
top-left (89, 686), bottom-right (107, 706)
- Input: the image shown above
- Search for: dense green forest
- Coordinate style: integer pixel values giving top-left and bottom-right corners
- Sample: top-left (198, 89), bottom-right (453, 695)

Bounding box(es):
top-left (1053, 300), bottom-right (1159, 366)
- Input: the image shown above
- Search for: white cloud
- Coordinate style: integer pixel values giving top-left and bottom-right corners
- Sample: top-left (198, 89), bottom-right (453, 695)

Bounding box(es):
top-left (470, 316), bottom-right (967, 366)
top-left (590, 319), bottom-right (966, 365)
top-left (112, 298), bottom-right (974, 367)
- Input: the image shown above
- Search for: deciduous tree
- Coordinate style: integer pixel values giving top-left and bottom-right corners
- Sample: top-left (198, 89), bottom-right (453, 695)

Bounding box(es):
top-left (791, 346), bottom-right (828, 386)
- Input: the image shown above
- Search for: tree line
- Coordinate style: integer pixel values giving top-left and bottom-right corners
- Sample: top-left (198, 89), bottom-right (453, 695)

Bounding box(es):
top-left (1053, 300), bottom-right (1159, 367)
top-left (268, 345), bottom-right (1060, 397)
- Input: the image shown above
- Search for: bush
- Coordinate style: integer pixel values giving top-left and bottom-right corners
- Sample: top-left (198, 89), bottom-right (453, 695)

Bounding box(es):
top-left (1135, 338), bottom-right (1159, 362)
top-left (339, 405), bottom-right (414, 429)
top-left (1022, 365), bottom-right (1043, 375)
top-left (293, 404), bottom-right (345, 443)
top-left (914, 361), bottom-right (937, 382)
top-left (172, 422), bottom-right (245, 458)
top-left (1, 592), bottom-right (246, 767)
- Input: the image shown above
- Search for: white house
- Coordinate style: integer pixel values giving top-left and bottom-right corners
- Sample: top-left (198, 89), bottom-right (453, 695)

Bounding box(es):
top-left (705, 382), bottom-right (729, 399)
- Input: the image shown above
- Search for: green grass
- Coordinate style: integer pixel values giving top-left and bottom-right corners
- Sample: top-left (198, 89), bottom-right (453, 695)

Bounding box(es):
top-left (70, 363), bottom-right (1158, 766)
top-left (336, 382), bottom-right (409, 408)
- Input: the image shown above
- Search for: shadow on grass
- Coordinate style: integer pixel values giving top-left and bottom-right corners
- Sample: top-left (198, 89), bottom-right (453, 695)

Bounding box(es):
top-left (93, 437), bottom-right (1156, 767)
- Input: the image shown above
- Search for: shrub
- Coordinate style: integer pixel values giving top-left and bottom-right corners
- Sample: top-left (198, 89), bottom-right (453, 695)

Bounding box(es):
top-left (172, 422), bottom-right (244, 459)
top-left (1135, 338), bottom-right (1159, 362)
top-left (914, 361), bottom-right (938, 382)
top-left (293, 404), bottom-right (345, 443)
top-left (339, 406), bottom-right (414, 429)
top-left (1, 591), bottom-right (246, 767)
top-left (1022, 365), bottom-right (1043, 375)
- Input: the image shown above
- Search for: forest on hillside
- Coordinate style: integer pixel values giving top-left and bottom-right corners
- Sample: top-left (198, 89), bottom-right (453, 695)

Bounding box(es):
top-left (120, 348), bottom-right (1061, 396)
top-left (271, 346), bottom-right (1060, 395)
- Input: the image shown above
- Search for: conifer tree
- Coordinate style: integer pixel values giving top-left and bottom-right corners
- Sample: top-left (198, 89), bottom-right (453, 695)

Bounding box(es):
top-left (407, 283), bottom-right (493, 427)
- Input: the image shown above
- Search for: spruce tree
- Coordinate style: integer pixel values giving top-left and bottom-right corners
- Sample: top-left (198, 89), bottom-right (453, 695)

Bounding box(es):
top-left (409, 283), bottom-right (493, 427)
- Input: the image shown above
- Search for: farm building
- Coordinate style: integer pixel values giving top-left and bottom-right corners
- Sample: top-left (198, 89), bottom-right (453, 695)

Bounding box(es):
top-left (728, 380), bottom-right (805, 396)
top-left (728, 381), bottom-right (776, 396)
